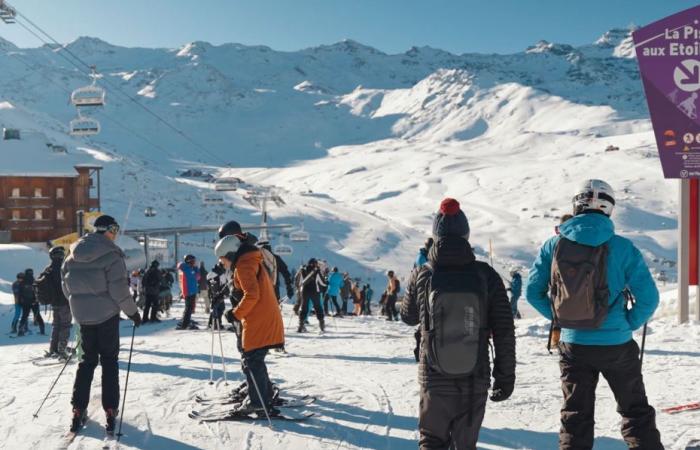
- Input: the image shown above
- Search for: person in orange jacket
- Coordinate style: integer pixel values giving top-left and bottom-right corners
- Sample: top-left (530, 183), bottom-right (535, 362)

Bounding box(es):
top-left (215, 235), bottom-right (284, 415)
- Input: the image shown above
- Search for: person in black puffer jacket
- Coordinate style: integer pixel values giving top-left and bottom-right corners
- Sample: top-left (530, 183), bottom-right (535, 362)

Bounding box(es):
top-left (401, 198), bottom-right (516, 450)
top-left (18, 268), bottom-right (45, 336)
top-left (36, 246), bottom-right (72, 357)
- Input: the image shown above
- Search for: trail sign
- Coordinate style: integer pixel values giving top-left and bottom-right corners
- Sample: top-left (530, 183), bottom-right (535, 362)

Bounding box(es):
top-left (634, 6), bottom-right (700, 179)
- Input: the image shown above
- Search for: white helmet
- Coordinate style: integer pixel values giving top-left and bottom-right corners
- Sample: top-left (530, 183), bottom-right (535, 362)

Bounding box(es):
top-left (214, 235), bottom-right (241, 260)
top-left (572, 179), bottom-right (615, 216)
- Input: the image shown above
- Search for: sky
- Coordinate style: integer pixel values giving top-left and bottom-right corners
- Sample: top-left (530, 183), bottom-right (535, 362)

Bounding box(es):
top-left (0, 0), bottom-right (699, 54)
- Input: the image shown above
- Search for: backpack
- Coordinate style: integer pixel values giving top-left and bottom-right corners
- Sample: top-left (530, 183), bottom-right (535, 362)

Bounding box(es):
top-left (550, 237), bottom-right (610, 329)
top-left (422, 264), bottom-right (488, 377)
top-left (394, 279), bottom-right (401, 294)
top-left (260, 248), bottom-right (278, 286)
top-left (34, 269), bottom-right (56, 306)
top-left (21, 281), bottom-right (36, 304)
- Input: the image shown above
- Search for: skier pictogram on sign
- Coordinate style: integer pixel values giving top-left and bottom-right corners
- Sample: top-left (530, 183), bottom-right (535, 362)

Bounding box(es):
top-left (674, 59), bottom-right (700, 92)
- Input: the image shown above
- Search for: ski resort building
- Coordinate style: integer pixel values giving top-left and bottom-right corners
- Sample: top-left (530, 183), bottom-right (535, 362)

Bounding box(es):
top-left (0, 133), bottom-right (102, 243)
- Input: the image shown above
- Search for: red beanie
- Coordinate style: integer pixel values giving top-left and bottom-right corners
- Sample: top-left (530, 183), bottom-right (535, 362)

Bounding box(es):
top-left (439, 198), bottom-right (461, 216)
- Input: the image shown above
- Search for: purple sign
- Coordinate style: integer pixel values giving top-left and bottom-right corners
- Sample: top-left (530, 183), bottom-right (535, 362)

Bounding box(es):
top-left (634, 6), bottom-right (700, 179)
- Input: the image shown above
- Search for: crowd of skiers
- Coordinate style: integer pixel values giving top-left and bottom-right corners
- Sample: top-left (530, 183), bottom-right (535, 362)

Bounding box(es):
top-left (8, 177), bottom-right (666, 449)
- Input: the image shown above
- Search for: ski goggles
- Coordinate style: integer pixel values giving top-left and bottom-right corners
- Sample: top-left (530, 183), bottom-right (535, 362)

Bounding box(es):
top-left (96, 223), bottom-right (120, 235)
top-left (573, 191), bottom-right (615, 205)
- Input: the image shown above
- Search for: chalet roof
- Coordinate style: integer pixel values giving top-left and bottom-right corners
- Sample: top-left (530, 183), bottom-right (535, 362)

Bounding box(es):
top-left (0, 134), bottom-right (92, 177)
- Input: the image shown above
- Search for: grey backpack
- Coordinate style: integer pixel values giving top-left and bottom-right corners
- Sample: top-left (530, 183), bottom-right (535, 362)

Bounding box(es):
top-left (550, 238), bottom-right (610, 329)
top-left (422, 264), bottom-right (488, 377)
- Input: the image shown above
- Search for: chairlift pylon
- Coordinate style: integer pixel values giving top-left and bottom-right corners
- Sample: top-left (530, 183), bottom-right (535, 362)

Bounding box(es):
top-left (71, 66), bottom-right (106, 107)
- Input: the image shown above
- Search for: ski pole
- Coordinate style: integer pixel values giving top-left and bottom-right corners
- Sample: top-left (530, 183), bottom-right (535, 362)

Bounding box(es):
top-left (216, 318), bottom-right (228, 385)
top-left (32, 333), bottom-right (78, 419)
top-left (246, 364), bottom-right (273, 428)
top-left (117, 325), bottom-right (136, 442)
top-left (640, 322), bottom-right (648, 367)
top-left (209, 317), bottom-right (215, 385)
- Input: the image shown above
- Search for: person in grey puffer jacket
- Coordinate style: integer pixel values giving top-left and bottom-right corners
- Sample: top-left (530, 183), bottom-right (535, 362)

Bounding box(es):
top-left (61, 215), bottom-right (141, 435)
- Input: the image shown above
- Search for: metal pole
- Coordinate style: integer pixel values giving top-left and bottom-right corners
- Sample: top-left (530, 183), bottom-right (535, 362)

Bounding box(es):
top-left (143, 234), bottom-right (149, 267)
top-left (679, 179), bottom-right (690, 324)
top-left (174, 233), bottom-right (180, 269)
top-left (216, 319), bottom-right (228, 385)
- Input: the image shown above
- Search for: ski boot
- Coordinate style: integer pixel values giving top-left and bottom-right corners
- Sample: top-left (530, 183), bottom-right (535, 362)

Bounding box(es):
top-left (297, 325), bottom-right (307, 333)
top-left (70, 408), bottom-right (88, 433)
top-left (10, 319), bottom-right (17, 334)
top-left (105, 408), bottom-right (117, 437)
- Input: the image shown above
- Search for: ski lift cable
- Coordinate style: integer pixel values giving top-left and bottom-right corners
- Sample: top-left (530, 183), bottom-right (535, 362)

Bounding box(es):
top-left (10, 8), bottom-right (228, 166)
top-left (1, 47), bottom-right (179, 160)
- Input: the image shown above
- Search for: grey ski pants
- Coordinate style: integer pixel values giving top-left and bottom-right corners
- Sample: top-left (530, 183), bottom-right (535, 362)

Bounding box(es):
top-left (50, 304), bottom-right (72, 353)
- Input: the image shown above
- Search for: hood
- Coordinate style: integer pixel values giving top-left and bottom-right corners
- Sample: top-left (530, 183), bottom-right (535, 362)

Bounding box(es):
top-left (233, 243), bottom-right (262, 267)
top-left (559, 213), bottom-right (615, 247)
top-left (71, 233), bottom-right (122, 263)
top-left (428, 235), bottom-right (476, 268)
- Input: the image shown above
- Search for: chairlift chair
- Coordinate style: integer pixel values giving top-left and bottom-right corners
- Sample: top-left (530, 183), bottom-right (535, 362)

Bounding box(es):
top-left (274, 244), bottom-right (293, 256)
top-left (69, 115), bottom-right (100, 136)
top-left (71, 66), bottom-right (106, 107)
top-left (0, 1), bottom-right (16, 23)
top-left (144, 207), bottom-right (157, 217)
top-left (213, 179), bottom-right (239, 192)
top-left (202, 192), bottom-right (225, 205)
top-left (289, 230), bottom-right (310, 242)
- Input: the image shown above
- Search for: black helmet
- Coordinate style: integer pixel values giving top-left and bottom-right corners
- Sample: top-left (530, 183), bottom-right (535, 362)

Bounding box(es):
top-left (218, 220), bottom-right (242, 239)
top-left (184, 254), bottom-right (196, 263)
top-left (16, 272), bottom-right (24, 279)
top-left (307, 258), bottom-right (317, 266)
top-left (150, 260), bottom-right (160, 268)
top-left (49, 246), bottom-right (65, 260)
top-left (94, 215), bottom-right (120, 234)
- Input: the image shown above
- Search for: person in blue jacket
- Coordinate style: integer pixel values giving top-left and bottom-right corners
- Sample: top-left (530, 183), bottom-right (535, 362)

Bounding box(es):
top-left (414, 237), bottom-right (433, 268)
top-left (10, 272), bottom-right (24, 334)
top-left (526, 179), bottom-right (663, 450)
top-left (325, 267), bottom-right (343, 316)
top-left (176, 254), bottom-right (200, 330)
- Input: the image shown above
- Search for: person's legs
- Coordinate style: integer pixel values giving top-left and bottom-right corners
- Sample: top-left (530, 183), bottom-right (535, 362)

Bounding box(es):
top-left (71, 323), bottom-right (99, 411)
top-left (11, 304), bottom-right (21, 333)
top-left (57, 305), bottom-right (72, 354)
top-left (180, 295), bottom-right (194, 328)
top-left (312, 296), bottom-right (325, 330)
top-left (559, 343), bottom-right (600, 450)
top-left (147, 294), bottom-right (160, 321)
top-left (601, 341), bottom-right (663, 450)
top-left (31, 303), bottom-right (45, 334)
top-left (330, 295), bottom-right (341, 315)
top-left (341, 297), bottom-right (348, 316)
top-left (50, 306), bottom-right (60, 353)
top-left (418, 387), bottom-right (458, 450)
top-left (18, 304), bottom-right (30, 335)
top-left (97, 316), bottom-right (121, 411)
top-left (242, 349), bottom-right (271, 408)
top-left (298, 296), bottom-right (310, 331)
top-left (450, 390), bottom-right (489, 450)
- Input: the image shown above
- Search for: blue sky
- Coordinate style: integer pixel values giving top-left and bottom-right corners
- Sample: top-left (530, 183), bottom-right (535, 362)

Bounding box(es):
top-left (1, 0), bottom-right (698, 54)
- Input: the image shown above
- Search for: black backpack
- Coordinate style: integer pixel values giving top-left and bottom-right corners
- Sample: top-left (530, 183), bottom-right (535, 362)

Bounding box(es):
top-left (34, 268), bottom-right (56, 306)
top-left (422, 264), bottom-right (488, 377)
top-left (21, 281), bottom-right (37, 304)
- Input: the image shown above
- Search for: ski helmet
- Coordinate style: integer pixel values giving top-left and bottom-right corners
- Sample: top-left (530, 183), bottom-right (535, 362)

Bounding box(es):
top-left (49, 246), bottom-right (65, 260)
top-left (218, 220), bottom-right (242, 239)
top-left (214, 236), bottom-right (241, 260)
top-left (184, 254), bottom-right (196, 263)
top-left (572, 179), bottom-right (615, 216)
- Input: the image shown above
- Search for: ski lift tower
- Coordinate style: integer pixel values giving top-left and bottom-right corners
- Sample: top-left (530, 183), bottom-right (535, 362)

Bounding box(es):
top-left (0, 1), bottom-right (17, 23)
top-left (243, 188), bottom-right (286, 241)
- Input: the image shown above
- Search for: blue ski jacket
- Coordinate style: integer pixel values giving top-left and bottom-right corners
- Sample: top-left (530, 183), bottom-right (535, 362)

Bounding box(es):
top-left (526, 213), bottom-right (659, 346)
top-left (327, 272), bottom-right (343, 297)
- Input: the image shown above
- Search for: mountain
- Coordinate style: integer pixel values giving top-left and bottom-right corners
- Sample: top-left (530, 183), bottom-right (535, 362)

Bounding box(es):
top-left (0, 28), bottom-right (676, 285)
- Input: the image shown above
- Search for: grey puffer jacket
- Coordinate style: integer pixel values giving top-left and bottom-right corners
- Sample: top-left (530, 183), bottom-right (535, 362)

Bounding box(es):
top-left (62, 233), bottom-right (138, 325)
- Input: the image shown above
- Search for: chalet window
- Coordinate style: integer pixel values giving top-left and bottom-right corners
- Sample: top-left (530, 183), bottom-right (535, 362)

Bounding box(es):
top-left (34, 210), bottom-right (43, 220)
top-left (56, 188), bottom-right (64, 199)
top-left (10, 188), bottom-right (20, 198)
top-left (11, 210), bottom-right (20, 220)
top-left (34, 188), bottom-right (43, 198)
top-left (57, 210), bottom-right (65, 221)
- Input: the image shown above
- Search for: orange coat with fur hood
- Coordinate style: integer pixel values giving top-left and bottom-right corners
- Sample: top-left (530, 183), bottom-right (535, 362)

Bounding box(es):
top-left (232, 248), bottom-right (285, 352)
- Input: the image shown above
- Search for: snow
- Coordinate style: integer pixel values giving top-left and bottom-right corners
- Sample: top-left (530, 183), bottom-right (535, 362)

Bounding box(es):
top-left (0, 298), bottom-right (697, 449)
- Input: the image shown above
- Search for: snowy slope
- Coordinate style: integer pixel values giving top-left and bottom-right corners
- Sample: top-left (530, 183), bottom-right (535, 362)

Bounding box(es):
top-left (0, 291), bottom-right (697, 450)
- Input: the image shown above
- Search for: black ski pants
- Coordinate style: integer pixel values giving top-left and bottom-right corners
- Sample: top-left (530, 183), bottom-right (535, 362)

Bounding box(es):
top-left (143, 293), bottom-right (160, 321)
top-left (324, 295), bottom-right (341, 315)
top-left (180, 294), bottom-right (196, 328)
top-left (19, 303), bottom-right (44, 334)
top-left (418, 386), bottom-right (488, 450)
top-left (299, 292), bottom-right (324, 329)
top-left (241, 348), bottom-right (272, 408)
top-left (72, 315), bottom-right (120, 411)
top-left (385, 294), bottom-right (398, 320)
top-left (558, 340), bottom-right (663, 450)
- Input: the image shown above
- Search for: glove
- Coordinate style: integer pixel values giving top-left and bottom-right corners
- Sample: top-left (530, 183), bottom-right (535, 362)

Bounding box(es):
top-left (128, 312), bottom-right (142, 328)
top-left (286, 284), bottom-right (295, 299)
top-left (224, 309), bottom-right (235, 324)
top-left (490, 380), bottom-right (514, 402)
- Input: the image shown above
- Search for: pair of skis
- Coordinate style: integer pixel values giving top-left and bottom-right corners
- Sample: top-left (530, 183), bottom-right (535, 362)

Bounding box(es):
top-left (190, 395), bottom-right (316, 422)
top-left (661, 402), bottom-right (700, 414)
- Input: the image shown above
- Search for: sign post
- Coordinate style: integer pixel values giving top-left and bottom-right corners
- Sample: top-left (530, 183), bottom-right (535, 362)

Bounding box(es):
top-left (633, 6), bottom-right (700, 323)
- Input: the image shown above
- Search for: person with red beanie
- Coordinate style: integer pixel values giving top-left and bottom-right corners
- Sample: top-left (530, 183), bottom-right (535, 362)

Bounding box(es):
top-left (401, 198), bottom-right (515, 450)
